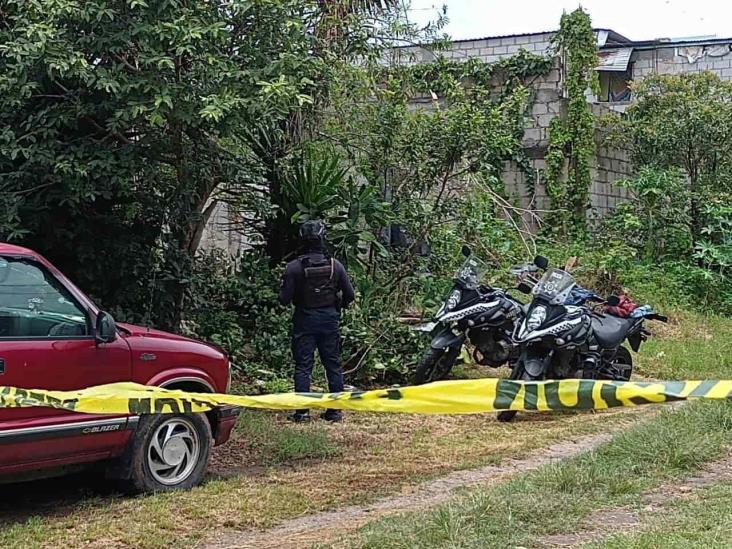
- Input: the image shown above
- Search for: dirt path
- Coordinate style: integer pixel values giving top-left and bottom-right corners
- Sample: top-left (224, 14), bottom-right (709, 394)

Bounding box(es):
top-left (537, 451), bottom-right (732, 548)
top-left (202, 430), bottom-right (619, 549)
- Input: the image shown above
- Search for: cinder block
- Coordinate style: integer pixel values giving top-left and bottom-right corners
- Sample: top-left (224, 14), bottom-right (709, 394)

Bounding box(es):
top-left (500, 36), bottom-right (517, 45)
top-left (523, 128), bottom-right (542, 143)
top-left (537, 113), bottom-right (556, 128)
top-left (493, 45), bottom-right (508, 55)
top-left (531, 103), bottom-right (549, 115)
top-left (546, 68), bottom-right (561, 82)
top-left (480, 54), bottom-right (500, 64)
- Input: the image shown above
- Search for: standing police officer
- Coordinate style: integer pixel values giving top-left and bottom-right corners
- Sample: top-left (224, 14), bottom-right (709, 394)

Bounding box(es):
top-left (279, 220), bottom-right (355, 423)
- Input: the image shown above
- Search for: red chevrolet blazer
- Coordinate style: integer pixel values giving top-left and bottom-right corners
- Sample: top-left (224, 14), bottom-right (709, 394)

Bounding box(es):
top-left (0, 243), bottom-right (239, 492)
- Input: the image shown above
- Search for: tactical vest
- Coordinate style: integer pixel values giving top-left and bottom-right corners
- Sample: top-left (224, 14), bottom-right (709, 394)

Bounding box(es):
top-left (299, 253), bottom-right (338, 309)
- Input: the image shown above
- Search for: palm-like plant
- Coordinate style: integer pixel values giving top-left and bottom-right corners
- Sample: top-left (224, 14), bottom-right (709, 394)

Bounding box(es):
top-left (282, 148), bottom-right (392, 270)
top-left (282, 149), bottom-right (347, 223)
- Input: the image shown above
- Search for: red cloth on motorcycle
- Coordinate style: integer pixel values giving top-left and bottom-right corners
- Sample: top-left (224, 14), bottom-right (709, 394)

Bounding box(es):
top-left (604, 294), bottom-right (638, 318)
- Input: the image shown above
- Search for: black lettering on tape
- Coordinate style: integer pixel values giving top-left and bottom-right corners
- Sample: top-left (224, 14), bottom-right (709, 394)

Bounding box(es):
top-left (599, 383), bottom-right (623, 408)
top-left (61, 398), bottom-right (78, 411)
top-left (544, 380), bottom-right (596, 410)
top-left (128, 398), bottom-right (152, 414)
top-left (298, 392), bottom-right (327, 400)
top-left (494, 379), bottom-right (522, 410)
top-left (154, 398), bottom-right (181, 414)
top-left (380, 389), bottom-right (402, 401)
top-left (192, 398), bottom-right (212, 409)
top-left (523, 382), bottom-right (539, 410)
top-left (688, 380), bottom-right (720, 398)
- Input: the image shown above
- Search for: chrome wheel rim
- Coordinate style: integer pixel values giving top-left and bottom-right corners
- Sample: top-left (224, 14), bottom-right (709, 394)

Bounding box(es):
top-left (147, 418), bottom-right (200, 486)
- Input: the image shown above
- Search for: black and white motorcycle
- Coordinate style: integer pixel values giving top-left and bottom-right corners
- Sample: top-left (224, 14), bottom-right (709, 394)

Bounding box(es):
top-left (498, 257), bottom-right (667, 422)
top-left (412, 246), bottom-right (526, 384)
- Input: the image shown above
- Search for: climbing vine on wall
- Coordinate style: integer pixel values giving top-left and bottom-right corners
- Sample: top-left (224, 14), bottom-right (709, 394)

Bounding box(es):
top-left (544, 7), bottom-right (599, 235)
top-left (403, 50), bottom-right (553, 97)
top-left (400, 50), bottom-right (552, 193)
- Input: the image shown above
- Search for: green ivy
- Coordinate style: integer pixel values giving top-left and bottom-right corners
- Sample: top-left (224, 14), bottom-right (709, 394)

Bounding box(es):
top-left (544, 7), bottom-right (599, 236)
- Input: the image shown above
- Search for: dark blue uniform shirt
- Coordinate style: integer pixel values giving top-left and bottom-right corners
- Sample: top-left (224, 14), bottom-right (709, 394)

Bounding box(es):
top-left (278, 253), bottom-right (355, 332)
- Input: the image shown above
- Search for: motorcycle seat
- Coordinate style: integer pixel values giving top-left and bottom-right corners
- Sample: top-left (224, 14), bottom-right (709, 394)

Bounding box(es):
top-left (591, 314), bottom-right (633, 349)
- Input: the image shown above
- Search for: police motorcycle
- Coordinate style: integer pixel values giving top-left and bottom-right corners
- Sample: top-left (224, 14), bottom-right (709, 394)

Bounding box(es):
top-left (412, 246), bottom-right (526, 384)
top-left (497, 257), bottom-right (667, 422)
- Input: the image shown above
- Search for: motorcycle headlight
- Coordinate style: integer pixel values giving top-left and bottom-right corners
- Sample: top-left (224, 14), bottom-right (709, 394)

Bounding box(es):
top-left (444, 289), bottom-right (461, 312)
top-left (526, 305), bottom-right (547, 331)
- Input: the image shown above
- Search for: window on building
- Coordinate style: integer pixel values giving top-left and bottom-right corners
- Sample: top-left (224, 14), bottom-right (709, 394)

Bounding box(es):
top-left (598, 68), bottom-right (633, 102)
top-left (596, 48), bottom-right (634, 103)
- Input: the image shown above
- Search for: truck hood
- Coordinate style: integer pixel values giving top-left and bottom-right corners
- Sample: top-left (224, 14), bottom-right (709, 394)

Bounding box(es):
top-left (117, 323), bottom-right (225, 355)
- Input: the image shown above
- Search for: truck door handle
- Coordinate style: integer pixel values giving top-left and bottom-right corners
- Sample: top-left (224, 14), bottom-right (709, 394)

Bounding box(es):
top-left (0, 358), bottom-right (4, 375)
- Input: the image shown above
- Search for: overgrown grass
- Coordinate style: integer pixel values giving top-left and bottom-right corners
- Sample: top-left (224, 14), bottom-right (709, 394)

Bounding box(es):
top-left (634, 310), bottom-right (732, 380)
top-left (237, 410), bottom-right (340, 464)
top-left (340, 401), bottom-right (732, 549)
top-left (589, 483), bottom-right (732, 548)
top-left (0, 408), bottom-right (639, 548)
top-left (0, 313), bottom-right (728, 548)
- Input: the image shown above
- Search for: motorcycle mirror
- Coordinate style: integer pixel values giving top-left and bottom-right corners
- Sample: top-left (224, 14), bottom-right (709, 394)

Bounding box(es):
top-left (461, 245), bottom-right (471, 258)
top-left (606, 295), bottom-right (621, 307)
top-left (533, 255), bottom-right (549, 270)
top-left (517, 282), bottom-right (533, 294)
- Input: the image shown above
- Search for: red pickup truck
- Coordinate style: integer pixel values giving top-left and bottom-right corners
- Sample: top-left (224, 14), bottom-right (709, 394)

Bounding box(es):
top-left (0, 243), bottom-right (238, 492)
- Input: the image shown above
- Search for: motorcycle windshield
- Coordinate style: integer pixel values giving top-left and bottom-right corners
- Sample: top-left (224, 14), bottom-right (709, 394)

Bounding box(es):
top-left (454, 256), bottom-right (488, 289)
top-left (532, 268), bottom-right (576, 305)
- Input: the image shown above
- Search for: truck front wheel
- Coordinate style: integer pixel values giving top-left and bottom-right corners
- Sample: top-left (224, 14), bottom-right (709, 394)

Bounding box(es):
top-left (126, 414), bottom-right (212, 493)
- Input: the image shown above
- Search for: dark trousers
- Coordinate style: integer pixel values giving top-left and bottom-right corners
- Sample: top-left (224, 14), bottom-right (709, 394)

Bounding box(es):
top-left (292, 308), bottom-right (344, 413)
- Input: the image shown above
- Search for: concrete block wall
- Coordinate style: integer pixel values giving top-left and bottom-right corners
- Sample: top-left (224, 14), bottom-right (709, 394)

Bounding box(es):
top-left (436, 32), bottom-right (554, 63)
top-left (632, 45), bottom-right (732, 80)
top-left (199, 201), bottom-right (247, 255)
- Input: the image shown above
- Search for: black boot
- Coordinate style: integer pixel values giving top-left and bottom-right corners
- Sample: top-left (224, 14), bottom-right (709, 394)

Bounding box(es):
top-left (320, 409), bottom-right (343, 423)
top-left (287, 410), bottom-right (311, 423)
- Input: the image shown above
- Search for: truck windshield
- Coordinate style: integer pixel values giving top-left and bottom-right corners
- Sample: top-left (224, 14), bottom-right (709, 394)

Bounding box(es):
top-left (0, 257), bottom-right (88, 337)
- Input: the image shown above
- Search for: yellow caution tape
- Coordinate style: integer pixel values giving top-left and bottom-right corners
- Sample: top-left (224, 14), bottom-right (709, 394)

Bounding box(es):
top-left (1, 379), bottom-right (731, 415)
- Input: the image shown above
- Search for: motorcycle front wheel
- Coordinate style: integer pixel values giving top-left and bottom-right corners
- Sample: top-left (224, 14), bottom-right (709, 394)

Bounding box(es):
top-left (413, 346), bottom-right (460, 385)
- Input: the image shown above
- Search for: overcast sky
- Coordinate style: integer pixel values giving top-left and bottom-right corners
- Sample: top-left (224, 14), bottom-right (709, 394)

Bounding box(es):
top-left (407, 0), bottom-right (732, 42)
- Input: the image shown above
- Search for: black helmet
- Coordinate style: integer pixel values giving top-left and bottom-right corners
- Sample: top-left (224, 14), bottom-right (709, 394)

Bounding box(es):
top-left (299, 219), bottom-right (326, 241)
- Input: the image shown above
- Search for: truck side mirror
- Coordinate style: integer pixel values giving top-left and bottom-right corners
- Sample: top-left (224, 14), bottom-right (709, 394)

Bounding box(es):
top-left (95, 311), bottom-right (118, 344)
top-left (461, 245), bottom-right (471, 258)
top-left (534, 255), bottom-right (549, 270)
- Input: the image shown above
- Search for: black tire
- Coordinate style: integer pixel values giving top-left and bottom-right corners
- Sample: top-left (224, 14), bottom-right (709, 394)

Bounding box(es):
top-left (497, 368), bottom-right (533, 423)
top-left (124, 414), bottom-right (212, 494)
top-left (413, 346), bottom-right (460, 385)
top-left (591, 346), bottom-right (633, 381)
top-left (610, 346), bottom-right (633, 381)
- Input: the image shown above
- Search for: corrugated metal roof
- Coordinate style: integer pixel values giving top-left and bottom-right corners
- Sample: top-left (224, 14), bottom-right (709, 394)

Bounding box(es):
top-left (449, 30), bottom-right (555, 43)
top-left (597, 48), bottom-right (633, 71)
top-left (449, 28), bottom-right (631, 45)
